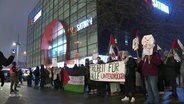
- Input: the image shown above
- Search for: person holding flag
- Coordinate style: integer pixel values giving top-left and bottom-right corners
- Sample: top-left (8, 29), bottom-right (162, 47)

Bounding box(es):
top-left (163, 50), bottom-right (178, 98)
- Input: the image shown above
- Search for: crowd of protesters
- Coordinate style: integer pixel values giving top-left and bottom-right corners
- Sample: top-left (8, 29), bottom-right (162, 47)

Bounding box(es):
top-left (26, 65), bottom-right (64, 90)
top-left (0, 48), bottom-right (184, 104)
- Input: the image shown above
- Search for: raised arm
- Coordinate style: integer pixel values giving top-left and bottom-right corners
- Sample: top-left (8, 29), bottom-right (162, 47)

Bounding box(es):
top-left (0, 51), bottom-right (15, 66)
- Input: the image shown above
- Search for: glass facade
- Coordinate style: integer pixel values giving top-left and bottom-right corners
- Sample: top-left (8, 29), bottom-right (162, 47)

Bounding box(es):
top-left (27, 0), bottom-right (98, 67)
top-left (27, 0), bottom-right (183, 67)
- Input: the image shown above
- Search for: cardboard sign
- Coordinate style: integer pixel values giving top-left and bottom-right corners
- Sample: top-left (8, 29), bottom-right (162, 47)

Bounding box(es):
top-left (141, 34), bottom-right (155, 55)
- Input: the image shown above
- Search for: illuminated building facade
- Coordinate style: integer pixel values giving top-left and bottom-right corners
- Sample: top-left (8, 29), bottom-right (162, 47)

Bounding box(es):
top-left (27, 0), bottom-right (184, 67)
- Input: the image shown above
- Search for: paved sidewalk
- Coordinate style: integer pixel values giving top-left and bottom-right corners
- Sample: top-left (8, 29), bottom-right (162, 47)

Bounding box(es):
top-left (0, 82), bottom-right (184, 104)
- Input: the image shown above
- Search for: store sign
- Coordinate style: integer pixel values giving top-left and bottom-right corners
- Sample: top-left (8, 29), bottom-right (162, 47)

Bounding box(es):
top-left (33, 10), bottom-right (42, 22)
top-left (76, 18), bottom-right (93, 31)
top-left (152, 0), bottom-right (169, 14)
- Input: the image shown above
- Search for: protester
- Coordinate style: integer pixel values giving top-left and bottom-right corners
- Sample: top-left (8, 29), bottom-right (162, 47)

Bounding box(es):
top-left (40, 65), bottom-right (46, 89)
top-left (107, 56), bottom-right (119, 96)
top-left (33, 66), bottom-right (40, 87)
top-left (163, 50), bottom-right (179, 98)
top-left (10, 61), bottom-right (19, 93)
top-left (180, 56), bottom-right (184, 87)
top-left (84, 58), bottom-right (91, 94)
top-left (121, 51), bottom-right (137, 103)
top-left (0, 66), bottom-right (5, 90)
top-left (88, 60), bottom-right (97, 94)
top-left (96, 56), bottom-right (106, 96)
top-left (138, 51), bottom-right (162, 104)
top-left (0, 51), bottom-right (15, 90)
top-left (27, 68), bottom-right (33, 87)
top-left (18, 68), bottom-right (23, 85)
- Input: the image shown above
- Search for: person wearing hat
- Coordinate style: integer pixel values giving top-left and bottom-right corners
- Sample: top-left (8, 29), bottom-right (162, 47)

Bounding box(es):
top-left (0, 51), bottom-right (15, 90)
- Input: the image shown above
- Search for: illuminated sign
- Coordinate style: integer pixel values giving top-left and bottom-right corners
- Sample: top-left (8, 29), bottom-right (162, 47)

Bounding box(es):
top-left (152, 0), bottom-right (169, 14)
top-left (76, 18), bottom-right (93, 31)
top-left (33, 10), bottom-right (42, 22)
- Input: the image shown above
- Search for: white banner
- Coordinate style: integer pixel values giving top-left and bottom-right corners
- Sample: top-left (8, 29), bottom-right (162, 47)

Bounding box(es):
top-left (90, 61), bottom-right (126, 82)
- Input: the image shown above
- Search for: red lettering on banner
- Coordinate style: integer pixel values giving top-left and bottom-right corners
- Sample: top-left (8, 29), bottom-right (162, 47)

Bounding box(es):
top-left (101, 73), bottom-right (125, 80)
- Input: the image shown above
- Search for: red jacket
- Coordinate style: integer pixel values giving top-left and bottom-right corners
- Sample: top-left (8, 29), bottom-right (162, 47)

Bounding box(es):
top-left (140, 52), bottom-right (162, 76)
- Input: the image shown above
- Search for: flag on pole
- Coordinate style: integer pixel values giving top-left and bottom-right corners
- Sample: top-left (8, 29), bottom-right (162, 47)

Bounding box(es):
top-left (178, 39), bottom-right (184, 52)
top-left (109, 45), bottom-right (116, 60)
top-left (110, 35), bottom-right (117, 47)
top-left (156, 44), bottom-right (162, 51)
top-left (108, 35), bottom-right (118, 60)
top-left (172, 39), bottom-right (183, 61)
top-left (63, 68), bottom-right (70, 85)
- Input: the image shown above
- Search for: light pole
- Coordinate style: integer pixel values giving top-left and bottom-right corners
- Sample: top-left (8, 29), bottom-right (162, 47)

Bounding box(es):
top-left (23, 51), bottom-right (27, 67)
top-left (12, 34), bottom-right (21, 65)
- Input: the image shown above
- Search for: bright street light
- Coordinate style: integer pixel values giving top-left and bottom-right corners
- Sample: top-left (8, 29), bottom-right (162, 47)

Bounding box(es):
top-left (12, 35), bottom-right (21, 65)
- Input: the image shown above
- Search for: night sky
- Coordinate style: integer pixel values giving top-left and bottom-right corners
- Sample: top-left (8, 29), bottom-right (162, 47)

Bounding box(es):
top-left (0, 0), bottom-right (39, 62)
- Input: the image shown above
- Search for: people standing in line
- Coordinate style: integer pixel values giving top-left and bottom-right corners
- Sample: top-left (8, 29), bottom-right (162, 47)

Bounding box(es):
top-left (107, 56), bottom-right (119, 96)
top-left (53, 67), bottom-right (61, 89)
top-left (96, 56), bottom-right (106, 97)
top-left (121, 51), bottom-right (137, 103)
top-left (138, 52), bottom-right (162, 104)
top-left (84, 58), bottom-right (91, 94)
top-left (40, 65), bottom-right (46, 89)
top-left (18, 68), bottom-right (23, 85)
top-left (180, 56), bottom-right (184, 87)
top-left (88, 60), bottom-right (97, 94)
top-left (27, 68), bottom-right (33, 87)
top-left (163, 50), bottom-right (179, 98)
top-left (10, 62), bottom-right (19, 93)
top-left (59, 67), bottom-right (64, 90)
top-left (0, 66), bottom-right (5, 90)
top-left (137, 60), bottom-right (147, 99)
top-left (0, 51), bottom-right (15, 90)
top-left (33, 66), bottom-right (40, 88)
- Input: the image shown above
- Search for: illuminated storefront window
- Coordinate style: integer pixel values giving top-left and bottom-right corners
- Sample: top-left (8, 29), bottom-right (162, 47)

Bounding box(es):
top-left (48, 22), bottom-right (67, 58)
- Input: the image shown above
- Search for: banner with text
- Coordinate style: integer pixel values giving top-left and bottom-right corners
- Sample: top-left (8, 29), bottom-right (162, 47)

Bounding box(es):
top-left (90, 61), bottom-right (126, 82)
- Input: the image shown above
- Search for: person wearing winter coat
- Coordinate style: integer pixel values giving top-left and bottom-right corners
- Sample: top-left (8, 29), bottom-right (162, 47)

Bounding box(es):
top-left (138, 52), bottom-right (162, 104)
top-left (121, 51), bottom-right (137, 103)
top-left (0, 51), bottom-right (15, 90)
top-left (163, 50), bottom-right (179, 98)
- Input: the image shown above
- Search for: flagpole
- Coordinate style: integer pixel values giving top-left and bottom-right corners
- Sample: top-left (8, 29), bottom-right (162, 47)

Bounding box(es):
top-left (136, 50), bottom-right (140, 59)
top-left (107, 35), bottom-right (112, 56)
top-left (116, 46), bottom-right (121, 59)
top-left (164, 49), bottom-right (172, 64)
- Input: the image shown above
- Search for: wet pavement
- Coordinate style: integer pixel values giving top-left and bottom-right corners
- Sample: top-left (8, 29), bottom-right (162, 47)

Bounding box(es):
top-left (0, 82), bottom-right (184, 104)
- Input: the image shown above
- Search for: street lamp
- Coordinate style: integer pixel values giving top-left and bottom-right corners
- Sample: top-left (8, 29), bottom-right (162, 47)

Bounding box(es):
top-left (23, 51), bottom-right (27, 67)
top-left (12, 41), bottom-right (21, 64)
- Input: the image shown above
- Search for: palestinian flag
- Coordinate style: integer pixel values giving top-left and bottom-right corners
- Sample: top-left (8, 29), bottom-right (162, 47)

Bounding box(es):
top-left (109, 45), bottom-right (116, 60)
top-left (63, 68), bottom-right (84, 93)
top-left (63, 68), bottom-right (70, 85)
top-left (110, 35), bottom-right (117, 47)
top-left (172, 39), bottom-right (183, 61)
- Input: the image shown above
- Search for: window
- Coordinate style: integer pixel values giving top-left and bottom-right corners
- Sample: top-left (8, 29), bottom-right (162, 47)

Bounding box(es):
top-left (88, 44), bottom-right (97, 55)
top-left (79, 47), bottom-right (87, 57)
